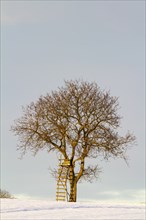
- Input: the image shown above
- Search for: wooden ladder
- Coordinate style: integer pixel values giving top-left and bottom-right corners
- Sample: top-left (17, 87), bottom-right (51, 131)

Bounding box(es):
top-left (56, 163), bottom-right (69, 201)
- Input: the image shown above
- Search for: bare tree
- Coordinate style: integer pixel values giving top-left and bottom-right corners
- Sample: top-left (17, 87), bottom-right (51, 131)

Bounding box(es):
top-left (0, 189), bottom-right (14, 198)
top-left (11, 80), bottom-right (135, 202)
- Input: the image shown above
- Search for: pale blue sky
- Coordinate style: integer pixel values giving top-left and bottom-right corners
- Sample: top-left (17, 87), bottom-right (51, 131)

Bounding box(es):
top-left (1, 1), bottom-right (145, 202)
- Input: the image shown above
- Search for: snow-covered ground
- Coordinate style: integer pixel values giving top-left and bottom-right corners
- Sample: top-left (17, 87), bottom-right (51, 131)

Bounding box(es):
top-left (1, 198), bottom-right (145, 220)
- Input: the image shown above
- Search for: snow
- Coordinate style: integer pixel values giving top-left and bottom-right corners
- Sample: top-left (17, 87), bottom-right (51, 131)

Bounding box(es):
top-left (1, 199), bottom-right (145, 220)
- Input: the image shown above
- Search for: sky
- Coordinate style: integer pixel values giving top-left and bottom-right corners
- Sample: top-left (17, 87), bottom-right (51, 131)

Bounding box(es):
top-left (1, 1), bottom-right (145, 202)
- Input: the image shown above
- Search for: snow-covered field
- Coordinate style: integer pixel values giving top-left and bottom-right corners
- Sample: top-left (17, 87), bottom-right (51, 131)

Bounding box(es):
top-left (1, 198), bottom-right (145, 220)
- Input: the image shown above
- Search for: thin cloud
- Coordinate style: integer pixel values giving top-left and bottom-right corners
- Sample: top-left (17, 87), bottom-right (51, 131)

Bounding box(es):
top-left (14, 194), bottom-right (56, 201)
top-left (96, 189), bottom-right (145, 202)
top-left (14, 194), bottom-right (33, 200)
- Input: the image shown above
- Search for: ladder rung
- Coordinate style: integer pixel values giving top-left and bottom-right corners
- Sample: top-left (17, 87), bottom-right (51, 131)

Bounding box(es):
top-left (56, 188), bottom-right (66, 191)
top-left (56, 195), bottom-right (66, 198)
top-left (56, 187), bottom-right (66, 190)
top-left (58, 178), bottom-right (66, 180)
top-left (58, 175), bottom-right (67, 178)
top-left (56, 190), bottom-right (66, 192)
top-left (56, 192), bottom-right (66, 196)
top-left (57, 187), bottom-right (66, 189)
top-left (57, 185), bottom-right (66, 188)
top-left (58, 176), bottom-right (67, 178)
top-left (58, 180), bottom-right (66, 183)
top-left (56, 190), bottom-right (65, 192)
top-left (58, 178), bottom-right (67, 180)
top-left (57, 181), bottom-right (67, 184)
top-left (57, 183), bottom-right (66, 186)
top-left (58, 183), bottom-right (66, 186)
top-left (56, 187), bottom-right (66, 189)
top-left (56, 194), bottom-right (66, 196)
top-left (58, 176), bottom-right (67, 179)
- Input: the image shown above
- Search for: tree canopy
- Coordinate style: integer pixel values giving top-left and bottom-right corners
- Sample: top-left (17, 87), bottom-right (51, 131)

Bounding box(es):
top-left (11, 80), bottom-right (135, 201)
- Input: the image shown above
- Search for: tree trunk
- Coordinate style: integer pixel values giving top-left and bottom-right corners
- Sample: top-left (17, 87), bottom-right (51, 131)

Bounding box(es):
top-left (69, 166), bottom-right (77, 202)
top-left (69, 179), bottom-right (77, 202)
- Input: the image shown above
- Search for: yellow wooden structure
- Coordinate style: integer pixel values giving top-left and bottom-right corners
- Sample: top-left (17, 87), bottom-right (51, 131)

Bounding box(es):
top-left (56, 158), bottom-right (71, 201)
